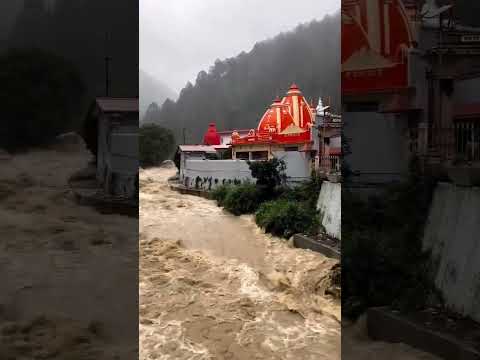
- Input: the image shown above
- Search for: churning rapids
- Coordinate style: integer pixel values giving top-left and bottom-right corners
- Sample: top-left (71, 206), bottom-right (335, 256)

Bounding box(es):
top-left (139, 167), bottom-right (341, 360)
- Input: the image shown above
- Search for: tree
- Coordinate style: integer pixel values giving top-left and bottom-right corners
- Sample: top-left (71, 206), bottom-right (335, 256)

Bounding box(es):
top-left (139, 124), bottom-right (175, 167)
top-left (0, 48), bottom-right (86, 151)
top-left (248, 158), bottom-right (286, 199)
top-left (142, 102), bottom-right (160, 123)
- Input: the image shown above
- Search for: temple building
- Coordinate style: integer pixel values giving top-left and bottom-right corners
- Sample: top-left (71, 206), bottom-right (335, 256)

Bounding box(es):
top-left (342, 0), bottom-right (480, 185)
top-left (231, 84), bottom-right (316, 161)
top-left (316, 98), bottom-right (342, 179)
top-left (203, 123), bottom-right (221, 146)
top-left (177, 84), bottom-right (340, 189)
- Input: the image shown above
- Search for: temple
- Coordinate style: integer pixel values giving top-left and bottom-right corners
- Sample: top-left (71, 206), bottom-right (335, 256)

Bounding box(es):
top-left (230, 84), bottom-right (316, 161)
top-left (177, 84), bottom-right (341, 190)
top-left (342, 0), bottom-right (480, 185)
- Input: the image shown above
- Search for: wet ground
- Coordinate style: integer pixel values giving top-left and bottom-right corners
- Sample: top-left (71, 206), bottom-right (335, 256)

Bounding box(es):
top-left (140, 167), bottom-right (341, 359)
top-left (342, 316), bottom-right (441, 360)
top-left (0, 142), bottom-right (137, 359)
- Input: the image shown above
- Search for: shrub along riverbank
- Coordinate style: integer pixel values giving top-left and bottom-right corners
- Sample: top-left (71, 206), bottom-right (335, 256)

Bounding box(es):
top-left (211, 159), bottom-right (322, 239)
top-left (342, 162), bottom-right (440, 319)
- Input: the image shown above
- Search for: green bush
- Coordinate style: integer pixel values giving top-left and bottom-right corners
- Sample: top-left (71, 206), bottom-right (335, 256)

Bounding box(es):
top-left (255, 199), bottom-right (318, 238)
top-left (222, 183), bottom-right (260, 215)
top-left (342, 179), bottom-right (439, 319)
top-left (279, 173), bottom-right (322, 208)
top-left (248, 158), bottom-right (286, 200)
top-left (210, 184), bottom-right (231, 206)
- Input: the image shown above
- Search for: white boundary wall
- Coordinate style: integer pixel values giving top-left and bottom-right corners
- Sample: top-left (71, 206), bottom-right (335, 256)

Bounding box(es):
top-left (316, 181), bottom-right (341, 240)
top-left (182, 159), bottom-right (254, 190)
top-left (423, 183), bottom-right (480, 322)
top-left (181, 154), bottom-right (311, 190)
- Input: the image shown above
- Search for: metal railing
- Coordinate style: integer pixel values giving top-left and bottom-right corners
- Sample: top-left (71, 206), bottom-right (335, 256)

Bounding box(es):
top-left (417, 122), bottom-right (480, 163)
top-left (319, 155), bottom-right (341, 175)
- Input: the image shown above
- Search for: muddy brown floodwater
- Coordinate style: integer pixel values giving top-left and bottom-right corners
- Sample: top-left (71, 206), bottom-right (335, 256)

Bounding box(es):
top-left (140, 167), bottom-right (341, 360)
top-left (0, 143), bottom-right (137, 359)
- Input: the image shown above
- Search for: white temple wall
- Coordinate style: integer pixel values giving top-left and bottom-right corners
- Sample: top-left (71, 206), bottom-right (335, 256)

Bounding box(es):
top-left (273, 150), bottom-right (312, 184)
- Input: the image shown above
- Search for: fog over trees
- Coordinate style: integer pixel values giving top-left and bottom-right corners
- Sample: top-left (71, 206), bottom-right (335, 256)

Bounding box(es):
top-left (145, 13), bottom-right (340, 144)
top-left (140, 69), bottom-right (177, 120)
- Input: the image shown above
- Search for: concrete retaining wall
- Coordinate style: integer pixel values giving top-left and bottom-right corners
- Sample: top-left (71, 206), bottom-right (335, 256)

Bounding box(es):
top-left (422, 183), bottom-right (480, 322)
top-left (181, 154), bottom-right (312, 190)
top-left (317, 181), bottom-right (341, 240)
top-left (182, 159), bottom-right (254, 190)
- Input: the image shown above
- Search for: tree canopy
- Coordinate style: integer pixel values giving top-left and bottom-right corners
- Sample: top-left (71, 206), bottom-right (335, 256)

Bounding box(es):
top-left (139, 124), bottom-right (176, 167)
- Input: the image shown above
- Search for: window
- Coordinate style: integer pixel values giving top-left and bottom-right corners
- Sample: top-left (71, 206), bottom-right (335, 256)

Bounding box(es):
top-left (284, 146), bottom-right (298, 152)
top-left (251, 151), bottom-right (268, 160)
top-left (236, 152), bottom-right (249, 160)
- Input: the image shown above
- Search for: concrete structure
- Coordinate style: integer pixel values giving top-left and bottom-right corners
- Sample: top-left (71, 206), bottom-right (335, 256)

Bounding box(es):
top-left (84, 98), bottom-right (139, 198)
top-left (423, 183), bottom-right (480, 323)
top-left (177, 144), bottom-right (230, 182)
top-left (218, 129), bottom-right (249, 145)
top-left (182, 159), bottom-right (254, 190)
top-left (316, 181), bottom-right (341, 240)
top-left (315, 97), bottom-right (342, 179)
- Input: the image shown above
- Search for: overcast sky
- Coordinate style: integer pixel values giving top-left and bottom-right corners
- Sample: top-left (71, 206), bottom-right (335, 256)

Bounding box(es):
top-left (140, 0), bottom-right (340, 93)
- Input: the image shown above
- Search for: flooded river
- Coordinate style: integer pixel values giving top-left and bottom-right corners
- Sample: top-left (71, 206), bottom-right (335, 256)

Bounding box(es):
top-left (139, 166), bottom-right (443, 360)
top-left (139, 167), bottom-right (341, 359)
top-left (0, 143), bottom-right (137, 359)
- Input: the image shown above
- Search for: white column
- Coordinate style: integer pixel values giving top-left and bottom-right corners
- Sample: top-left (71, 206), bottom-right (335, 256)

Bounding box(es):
top-left (366, 0), bottom-right (381, 53)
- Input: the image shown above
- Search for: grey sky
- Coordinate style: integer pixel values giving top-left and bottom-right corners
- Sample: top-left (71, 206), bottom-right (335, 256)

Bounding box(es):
top-left (140, 0), bottom-right (340, 93)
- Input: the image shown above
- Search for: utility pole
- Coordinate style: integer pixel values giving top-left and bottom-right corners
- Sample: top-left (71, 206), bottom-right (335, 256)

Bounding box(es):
top-left (105, 32), bottom-right (112, 97)
top-left (105, 55), bottom-right (111, 97)
top-left (183, 128), bottom-right (186, 144)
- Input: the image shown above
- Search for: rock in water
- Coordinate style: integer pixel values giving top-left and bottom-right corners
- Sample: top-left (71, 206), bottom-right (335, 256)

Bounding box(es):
top-left (160, 160), bottom-right (175, 169)
top-left (0, 149), bottom-right (12, 161)
top-left (52, 132), bottom-right (86, 152)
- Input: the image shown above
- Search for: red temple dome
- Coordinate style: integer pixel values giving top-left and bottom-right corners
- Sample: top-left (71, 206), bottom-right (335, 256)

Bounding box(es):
top-left (231, 84), bottom-right (315, 146)
top-left (257, 98), bottom-right (294, 134)
top-left (287, 83), bottom-right (301, 95)
top-left (282, 84), bottom-right (315, 129)
top-left (203, 122), bottom-right (221, 145)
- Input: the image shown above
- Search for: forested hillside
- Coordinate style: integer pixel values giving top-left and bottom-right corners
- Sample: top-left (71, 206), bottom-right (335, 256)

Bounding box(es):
top-left (148, 13), bottom-right (340, 144)
top-left (140, 69), bottom-right (177, 120)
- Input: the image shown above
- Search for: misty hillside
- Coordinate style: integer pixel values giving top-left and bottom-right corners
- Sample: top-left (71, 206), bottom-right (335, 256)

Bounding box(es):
top-left (140, 69), bottom-right (177, 120)
top-left (149, 13), bottom-right (340, 144)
